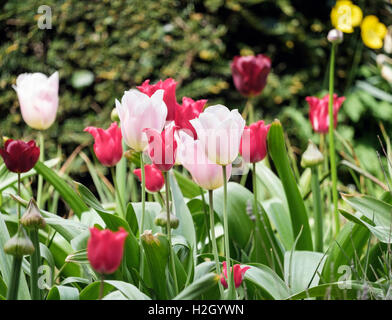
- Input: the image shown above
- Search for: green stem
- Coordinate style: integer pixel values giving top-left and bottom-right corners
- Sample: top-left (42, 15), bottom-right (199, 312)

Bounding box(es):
top-left (311, 167), bottom-right (323, 252)
top-left (208, 190), bottom-right (224, 298)
top-left (252, 163), bottom-right (261, 222)
top-left (7, 257), bottom-right (22, 300)
top-left (242, 97), bottom-right (255, 124)
top-left (222, 165), bottom-right (235, 298)
top-left (110, 166), bottom-right (125, 218)
top-left (328, 43), bottom-right (340, 235)
top-left (30, 228), bottom-right (41, 300)
top-left (164, 171), bottom-right (178, 295)
top-left (17, 173), bottom-right (21, 222)
top-left (37, 131), bottom-right (44, 208)
top-left (138, 153), bottom-right (146, 289)
top-left (200, 187), bottom-right (212, 252)
top-left (98, 274), bottom-right (104, 300)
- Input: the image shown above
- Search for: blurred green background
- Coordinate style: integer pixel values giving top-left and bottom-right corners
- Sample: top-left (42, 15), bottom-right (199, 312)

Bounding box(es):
top-left (0, 0), bottom-right (391, 181)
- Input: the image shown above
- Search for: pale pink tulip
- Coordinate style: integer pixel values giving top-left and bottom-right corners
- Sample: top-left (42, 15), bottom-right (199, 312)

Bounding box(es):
top-left (13, 71), bottom-right (59, 130)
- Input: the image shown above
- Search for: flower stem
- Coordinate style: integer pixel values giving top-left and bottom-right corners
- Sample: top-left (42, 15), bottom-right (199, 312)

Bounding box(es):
top-left (222, 165), bottom-right (234, 298)
top-left (200, 187), bottom-right (211, 252)
top-left (252, 163), bottom-right (261, 222)
top-left (17, 173), bottom-right (21, 222)
top-left (138, 153), bottom-right (146, 289)
top-left (37, 131), bottom-right (44, 208)
top-left (30, 228), bottom-right (41, 300)
top-left (242, 97), bottom-right (255, 124)
top-left (311, 167), bottom-right (323, 252)
top-left (164, 171), bottom-right (178, 296)
top-left (328, 42), bottom-right (340, 235)
top-left (98, 274), bottom-right (104, 300)
top-left (110, 166), bottom-right (126, 219)
top-left (7, 257), bottom-right (22, 300)
top-left (208, 190), bottom-right (224, 298)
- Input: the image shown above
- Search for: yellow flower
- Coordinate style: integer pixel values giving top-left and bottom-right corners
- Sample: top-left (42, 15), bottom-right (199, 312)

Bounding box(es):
top-left (361, 15), bottom-right (388, 49)
top-left (331, 0), bottom-right (363, 33)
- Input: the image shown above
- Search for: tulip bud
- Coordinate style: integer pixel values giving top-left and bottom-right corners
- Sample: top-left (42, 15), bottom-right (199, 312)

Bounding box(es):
top-left (4, 226), bottom-right (35, 257)
top-left (111, 108), bottom-right (120, 122)
top-left (154, 210), bottom-right (179, 229)
top-left (301, 140), bottom-right (324, 168)
top-left (327, 29), bottom-right (344, 44)
top-left (381, 65), bottom-right (392, 83)
top-left (20, 198), bottom-right (46, 229)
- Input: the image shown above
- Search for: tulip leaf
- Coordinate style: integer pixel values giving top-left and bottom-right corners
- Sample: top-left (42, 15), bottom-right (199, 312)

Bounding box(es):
top-left (0, 276), bottom-right (7, 298)
top-left (173, 273), bottom-right (219, 300)
top-left (104, 280), bottom-right (151, 300)
top-left (173, 170), bottom-right (201, 199)
top-left (46, 285), bottom-right (79, 300)
top-left (267, 120), bottom-right (313, 251)
top-left (132, 202), bottom-right (162, 234)
top-left (34, 161), bottom-right (89, 217)
top-left (141, 232), bottom-right (170, 299)
top-left (126, 202), bottom-right (139, 235)
top-left (79, 281), bottom-right (114, 300)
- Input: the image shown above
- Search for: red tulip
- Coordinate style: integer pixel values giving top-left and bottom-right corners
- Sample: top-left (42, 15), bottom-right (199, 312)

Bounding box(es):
top-left (0, 139), bottom-right (40, 173)
top-left (306, 94), bottom-right (345, 133)
top-left (220, 261), bottom-right (250, 289)
top-left (174, 97), bottom-right (207, 139)
top-left (240, 120), bottom-right (270, 163)
top-left (137, 78), bottom-right (179, 121)
top-left (133, 164), bottom-right (165, 192)
top-left (231, 54), bottom-right (271, 97)
top-left (84, 122), bottom-right (123, 167)
top-left (144, 125), bottom-right (177, 172)
top-left (87, 227), bottom-right (128, 275)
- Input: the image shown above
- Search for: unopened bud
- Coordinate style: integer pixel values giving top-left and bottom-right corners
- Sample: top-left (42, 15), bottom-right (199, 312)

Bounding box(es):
top-left (301, 140), bottom-right (324, 168)
top-left (111, 108), bottom-right (120, 122)
top-left (154, 211), bottom-right (179, 229)
top-left (20, 198), bottom-right (46, 229)
top-left (327, 29), bottom-right (344, 44)
top-left (4, 226), bottom-right (35, 257)
top-left (381, 65), bottom-right (392, 83)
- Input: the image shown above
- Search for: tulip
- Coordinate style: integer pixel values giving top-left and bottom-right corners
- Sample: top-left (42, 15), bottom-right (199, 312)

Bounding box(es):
top-left (327, 29), bottom-right (344, 44)
top-left (177, 131), bottom-right (231, 190)
top-left (330, 0), bottom-right (363, 34)
top-left (240, 120), bottom-right (270, 163)
top-left (87, 227), bottom-right (128, 275)
top-left (220, 261), bottom-right (250, 289)
top-left (361, 15), bottom-right (387, 50)
top-left (174, 97), bottom-right (207, 139)
top-left (137, 78), bottom-right (179, 121)
top-left (84, 122), bottom-right (123, 167)
top-left (134, 164), bottom-right (165, 192)
top-left (13, 71), bottom-right (59, 130)
top-left (144, 125), bottom-right (177, 172)
top-left (306, 94), bottom-right (345, 134)
top-left (190, 105), bottom-right (245, 165)
top-left (0, 139), bottom-right (40, 173)
top-left (115, 89), bottom-right (167, 152)
top-left (231, 54), bottom-right (271, 97)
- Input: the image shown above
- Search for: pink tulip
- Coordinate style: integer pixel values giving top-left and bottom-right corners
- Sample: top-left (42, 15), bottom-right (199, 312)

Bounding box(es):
top-left (13, 71), bottom-right (59, 130)
top-left (144, 125), bottom-right (177, 172)
top-left (306, 94), bottom-right (345, 133)
top-left (115, 89), bottom-right (167, 152)
top-left (220, 261), bottom-right (250, 289)
top-left (137, 78), bottom-right (179, 122)
top-left (175, 97), bottom-right (207, 139)
top-left (177, 132), bottom-right (231, 190)
top-left (240, 120), bottom-right (270, 163)
top-left (133, 164), bottom-right (165, 192)
top-left (84, 122), bottom-right (123, 167)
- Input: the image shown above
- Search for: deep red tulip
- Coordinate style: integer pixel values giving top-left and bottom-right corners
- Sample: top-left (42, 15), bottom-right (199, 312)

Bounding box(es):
top-left (144, 125), bottom-right (177, 172)
top-left (134, 164), bottom-right (165, 192)
top-left (174, 97), bottom-right (207, 139)
top-left (87, 227), bottom-right (128, 275)
top-left (220, 261), bottom-right (250, 289)
top-left (231, 54), bottom-right (271, 97)
top-left (0, 139), bottom-right (40, 173)
top-left (306, 94), bottom-right (345, 133)
top-left (240, 120), bottom-right (270, 163)
top-left (84, 122), bottom-right (123, 167)
top-left (137, 78), bottom-right (179, 121)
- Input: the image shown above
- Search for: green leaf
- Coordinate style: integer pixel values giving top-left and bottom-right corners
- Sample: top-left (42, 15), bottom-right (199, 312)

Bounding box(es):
top-left (141, 232), bottom-right (170, 299)
top-left (0, 276), bottom-right (7, 298)
top-left (284, 251), bottom-right (326, 295)
top-left (105, 280), bottom-right (151, 300)
top-left (34, 161), bottom-right (89, 217)
top-left (244, 263), bottom-right (290, 300)
top-left (46, 285), bottom-right (79, 300)
top-left (132, 202), bottom-right (162, 234)
top-left (79, 281), bottom-right (114, 300)
top-left (173, 170), bottom-right (201, 199)
top-left (173, 273), bottom-right (219, 300)
top-left (267, 120), bottom-right (313, 251)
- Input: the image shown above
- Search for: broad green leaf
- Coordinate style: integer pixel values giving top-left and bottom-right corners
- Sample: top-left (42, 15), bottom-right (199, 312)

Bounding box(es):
top-left (65, 249), bottom-right (89, 264)
top-left (244, 263), bottom-right (290, 300)
top-left (141, 232), bottom-right (170, 299)
top-left (102, 290), bottom-right (126, 300)
top-left (173, 170), bottom-right (201, 199)
top-left (132, 202), bottom-right (162, 233)
top-left (284, 251), bottom-right (326, 295)
top-left (173, 273), bottom-right (220, 300)
top-left (267, 120), bottom-right (313, 251)
top-left (0, 276), bottom-right (7, 298)
top-left (105, 280), bottom-right (151, 300)
top-left (34, 161), bottom-right (89, 217)
top-left (79, 281), bottom-right (114, 300)
top-left (46, 285), bottom-right (79, 300)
